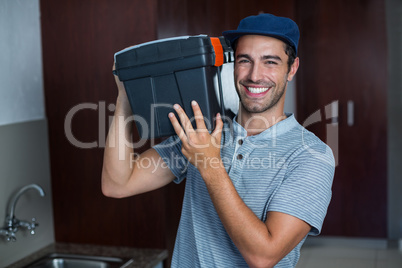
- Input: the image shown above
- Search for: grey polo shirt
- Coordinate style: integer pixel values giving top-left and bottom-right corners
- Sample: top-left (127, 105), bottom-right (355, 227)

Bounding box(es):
top-left (153, 114), bottom-right (335, 267)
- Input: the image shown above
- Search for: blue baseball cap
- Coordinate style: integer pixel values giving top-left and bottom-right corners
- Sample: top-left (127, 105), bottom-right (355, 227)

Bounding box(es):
top-left (222, 13), bottom-right (300, 55)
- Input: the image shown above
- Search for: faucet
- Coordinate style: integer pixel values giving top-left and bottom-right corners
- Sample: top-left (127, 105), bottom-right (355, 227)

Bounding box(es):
top-left (0, 184), bottom-right (45, 242)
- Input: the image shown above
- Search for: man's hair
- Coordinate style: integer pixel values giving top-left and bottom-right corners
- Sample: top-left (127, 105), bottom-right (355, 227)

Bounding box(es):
top-left (232, 39), bottom-right (297, 73)
top-left (284, 43), bottom-right (296, 73)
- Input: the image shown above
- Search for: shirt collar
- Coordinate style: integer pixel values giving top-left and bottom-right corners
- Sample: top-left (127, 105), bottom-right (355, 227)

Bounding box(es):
top-left (229, 113), bottom-right (299, 142)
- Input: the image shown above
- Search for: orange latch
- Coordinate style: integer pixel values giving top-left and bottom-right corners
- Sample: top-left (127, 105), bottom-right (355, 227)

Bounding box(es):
top-left (210, 37), bottom-right (224, 67)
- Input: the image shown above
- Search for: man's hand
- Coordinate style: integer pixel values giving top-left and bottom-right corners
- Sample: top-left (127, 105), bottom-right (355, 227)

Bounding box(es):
top-left (168, 101), bottom-right (223, 174)
top-left (112, 62), bottom-right (127, 94)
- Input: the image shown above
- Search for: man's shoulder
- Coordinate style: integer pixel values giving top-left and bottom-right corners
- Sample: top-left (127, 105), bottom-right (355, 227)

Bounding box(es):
top-left (287, 118), bottom-right (328, 147)
top-left (283, 119), bottom-right (335, 167)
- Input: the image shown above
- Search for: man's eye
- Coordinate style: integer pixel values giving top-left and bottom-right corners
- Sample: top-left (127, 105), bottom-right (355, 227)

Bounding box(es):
top-left (237, 58), bottom-right (250, 63)
top-left (266, 61), bottom-right (278, 65)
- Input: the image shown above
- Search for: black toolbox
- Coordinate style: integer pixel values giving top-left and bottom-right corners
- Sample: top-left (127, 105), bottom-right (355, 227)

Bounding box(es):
top-left (113, 35), bottom-right (233, 139)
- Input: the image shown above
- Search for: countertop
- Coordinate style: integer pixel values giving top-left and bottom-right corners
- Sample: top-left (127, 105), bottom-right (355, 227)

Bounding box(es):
top-left (7, 242), bottom-right (168, 268)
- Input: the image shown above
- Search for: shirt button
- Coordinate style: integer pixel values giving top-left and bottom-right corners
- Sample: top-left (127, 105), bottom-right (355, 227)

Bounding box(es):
top-left (237, 154), bottom-right (243, 160)
top-left (238, 139), bottom-right (243, 145)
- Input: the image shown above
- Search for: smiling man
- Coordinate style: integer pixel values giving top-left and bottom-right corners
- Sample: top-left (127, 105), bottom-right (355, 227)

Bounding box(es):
top-left (233, 34), bottom-right (299, 135)
top-left (102, 13), bottom-right (335, 268)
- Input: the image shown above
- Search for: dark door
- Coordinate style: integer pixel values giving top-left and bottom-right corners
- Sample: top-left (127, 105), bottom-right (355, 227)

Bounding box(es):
top-left (296, 0), bottom-right (387, 237)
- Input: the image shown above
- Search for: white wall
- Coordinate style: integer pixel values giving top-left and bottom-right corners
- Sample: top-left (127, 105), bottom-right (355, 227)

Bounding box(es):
top-left (0, 120), bottom-right (54, 267)
top-left (0, 1), bottom-right (54, 266)
top-left (0, 0), bottom-right (45, 126)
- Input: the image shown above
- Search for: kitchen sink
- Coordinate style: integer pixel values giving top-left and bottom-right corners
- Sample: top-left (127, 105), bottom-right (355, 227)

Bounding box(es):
top-left (23, 253), bottom-right (133, 268)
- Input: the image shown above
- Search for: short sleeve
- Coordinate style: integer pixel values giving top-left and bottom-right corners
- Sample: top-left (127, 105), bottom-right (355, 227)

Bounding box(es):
top-left (268, 142), bottom-right (335, 235)
top-left (153, 135), bottom-right (189, 184)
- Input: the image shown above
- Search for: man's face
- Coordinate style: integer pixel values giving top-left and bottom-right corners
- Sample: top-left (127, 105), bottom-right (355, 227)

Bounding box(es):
top-left (234, 35), bottom-right (298, 115)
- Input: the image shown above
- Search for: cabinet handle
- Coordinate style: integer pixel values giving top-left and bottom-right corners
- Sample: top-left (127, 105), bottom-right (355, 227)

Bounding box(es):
top-left (332, 100), bottom-right (338, 124)
top-left (325, 100), bottom-right (338, 124)
top-left (347, 100), bottom-right (354, 126)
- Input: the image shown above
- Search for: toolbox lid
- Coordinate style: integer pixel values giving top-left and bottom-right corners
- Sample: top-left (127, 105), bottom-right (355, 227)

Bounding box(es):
top-left (114, 35), bottom-right (205, 62)
top-left (113, 35), bottom-right (232, 80)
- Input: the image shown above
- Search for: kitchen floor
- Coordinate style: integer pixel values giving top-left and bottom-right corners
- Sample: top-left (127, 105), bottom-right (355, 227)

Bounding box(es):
top-left (296, 237), bottom-right (402, 268)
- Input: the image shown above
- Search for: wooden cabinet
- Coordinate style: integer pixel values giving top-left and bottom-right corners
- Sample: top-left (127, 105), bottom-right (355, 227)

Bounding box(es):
top-left (296, 0), bottom-right (388, 237)
top-left (40, 0), bottom-right (174, 251)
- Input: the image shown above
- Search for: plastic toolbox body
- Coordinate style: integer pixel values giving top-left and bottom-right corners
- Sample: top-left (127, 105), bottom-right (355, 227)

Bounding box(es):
top-left (113, 35), bottom-right (233, 139)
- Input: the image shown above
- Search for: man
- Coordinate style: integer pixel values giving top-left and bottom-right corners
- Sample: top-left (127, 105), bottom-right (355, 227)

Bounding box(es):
top-left (102, 13), bottom-right (335, 268)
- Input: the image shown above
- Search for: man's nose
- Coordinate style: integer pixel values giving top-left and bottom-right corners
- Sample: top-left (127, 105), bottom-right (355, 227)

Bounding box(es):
top-left (248, 63), bottom-right (263, 82)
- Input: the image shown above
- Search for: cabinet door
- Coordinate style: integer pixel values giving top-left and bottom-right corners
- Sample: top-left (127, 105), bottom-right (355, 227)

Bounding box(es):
top-left (296, 0), bottom-right (387, 237)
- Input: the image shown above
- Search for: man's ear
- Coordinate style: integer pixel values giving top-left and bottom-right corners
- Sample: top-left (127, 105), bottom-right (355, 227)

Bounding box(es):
top-left (287, 57), bottom-right (299, 82)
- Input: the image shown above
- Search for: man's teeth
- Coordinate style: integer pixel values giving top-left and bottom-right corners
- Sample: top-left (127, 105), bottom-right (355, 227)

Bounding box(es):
top-left (247, 87), bottom-right (269, 94)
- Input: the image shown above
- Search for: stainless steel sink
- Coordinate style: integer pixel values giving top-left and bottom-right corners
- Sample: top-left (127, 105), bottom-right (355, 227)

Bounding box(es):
top-left (23, 253), bottom-right (133, 268)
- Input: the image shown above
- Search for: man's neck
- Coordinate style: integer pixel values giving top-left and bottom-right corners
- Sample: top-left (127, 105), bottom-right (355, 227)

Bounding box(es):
top-left (236, 107), bottom-right (287, 136)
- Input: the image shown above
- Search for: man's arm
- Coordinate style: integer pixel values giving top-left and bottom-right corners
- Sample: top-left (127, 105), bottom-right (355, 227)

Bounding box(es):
top-left (201, 166), bottom-right (310, 268)
top-left (169, 101), bottom-right (311, 268)
top-left (101, 67), bottom-right (175, 198)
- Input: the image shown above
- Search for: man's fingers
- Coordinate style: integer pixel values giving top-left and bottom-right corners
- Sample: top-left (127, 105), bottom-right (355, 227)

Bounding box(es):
top-left (173, 104), bottom-right (194, 135)
top-left (212, 113), bottom-right (223, 136)
top-left (168, 112), bottom-right (187, 142)
top-left (191, 101), bottom-right (207, 130)
top-left (211, 113), bottom-right (223, 147)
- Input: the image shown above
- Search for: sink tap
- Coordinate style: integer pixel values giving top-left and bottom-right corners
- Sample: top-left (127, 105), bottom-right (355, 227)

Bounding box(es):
top-left (0, 228), bottom-right (16, 242)
top-left (1, 184), bottom-right (45, 242)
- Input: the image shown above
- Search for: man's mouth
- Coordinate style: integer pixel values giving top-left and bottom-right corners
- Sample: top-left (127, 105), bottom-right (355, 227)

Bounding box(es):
top-left (246, 86), bottom-right (270, 94)
top-left (243, 85), bottom-right (272, 97)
